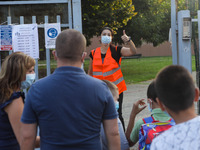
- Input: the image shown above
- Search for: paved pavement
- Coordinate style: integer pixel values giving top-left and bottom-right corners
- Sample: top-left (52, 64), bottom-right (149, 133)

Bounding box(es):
top-left (122, 72), bottom-right (198, 150)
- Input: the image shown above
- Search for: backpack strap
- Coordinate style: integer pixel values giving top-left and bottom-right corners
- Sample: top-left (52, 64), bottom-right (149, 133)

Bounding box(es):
top-left (168, 118), bottom-right (175, 123)
top-left (142, 116), bottom-right (155, 124)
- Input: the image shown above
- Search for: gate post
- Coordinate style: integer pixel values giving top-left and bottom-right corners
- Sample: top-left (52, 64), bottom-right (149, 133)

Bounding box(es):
top-left (178, 10), bottom-right (192, 73)
top-left (171, 0), bottom-right (178, 65)
top-left (72, 0), bottom-right (82, 33)
top-left (45, 16), bottom-right (51, 76)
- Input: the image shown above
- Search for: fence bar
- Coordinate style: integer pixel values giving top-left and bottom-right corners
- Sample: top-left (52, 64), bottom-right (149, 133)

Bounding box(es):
top-left (19, 16), bottom-right (28, 95)
top-left (57, 15), bottom-right (61, 24)
top-left (20, 16), bottom-right (24, 24)
top-left (68, 0), bottom-right (72, 29)
top-left (7, 16), bottom-right (12, 55)
top-left (45, 16), bottom-right (51, 76)
top-left (197, 10), bottom-right (200, 114)
top-left (32, 16), bottom-right (39, 81)
top-left (0, 0), bottom-right (68, 5)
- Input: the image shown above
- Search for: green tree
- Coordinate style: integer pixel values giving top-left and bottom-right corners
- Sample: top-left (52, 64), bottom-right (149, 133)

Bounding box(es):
top-left (122, 0), bottom-right (186, 47)
top-left (81, 0), bottom-right (137, 45)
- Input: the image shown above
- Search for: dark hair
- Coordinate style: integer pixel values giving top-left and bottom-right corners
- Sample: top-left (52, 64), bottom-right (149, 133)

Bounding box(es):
top-left (155, 65), bottom-right (195, 113)
top-left (100, 27), bottom-right (114, 36)
top-left (147, 80), bottom-right (157, 103)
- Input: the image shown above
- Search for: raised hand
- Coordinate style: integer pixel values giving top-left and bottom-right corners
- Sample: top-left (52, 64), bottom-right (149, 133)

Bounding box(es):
top-left (121, 30), bottom-right (130, 43)
top-left (131, 99), bottom-right (147, 115)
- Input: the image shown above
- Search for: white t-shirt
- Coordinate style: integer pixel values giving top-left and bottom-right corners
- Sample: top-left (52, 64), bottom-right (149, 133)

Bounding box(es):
top-left (150, 116), bottom-right (200, 150)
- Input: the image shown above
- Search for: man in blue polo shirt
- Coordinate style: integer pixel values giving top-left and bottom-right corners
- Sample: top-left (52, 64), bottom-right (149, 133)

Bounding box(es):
top-left (20, 29), bottom-right (120, 150)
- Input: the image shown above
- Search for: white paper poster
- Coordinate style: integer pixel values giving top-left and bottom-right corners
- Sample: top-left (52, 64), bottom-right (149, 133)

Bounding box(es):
top-left (44, 23), bottom-right (61, 49)
top-left (0, 25), bottom-right (13, 51)
top-left (12, 24), bottom-right (39, 59)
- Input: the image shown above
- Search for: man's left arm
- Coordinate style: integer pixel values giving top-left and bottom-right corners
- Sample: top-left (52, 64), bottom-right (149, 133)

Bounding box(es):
top-left (103, 118), bottom-right (120, 150)
top-left (20, 123), bottom-right (37, 150)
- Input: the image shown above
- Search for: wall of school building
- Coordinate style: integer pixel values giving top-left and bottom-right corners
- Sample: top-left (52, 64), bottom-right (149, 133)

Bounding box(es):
top-left (86, 36), bottom-right (195, 58)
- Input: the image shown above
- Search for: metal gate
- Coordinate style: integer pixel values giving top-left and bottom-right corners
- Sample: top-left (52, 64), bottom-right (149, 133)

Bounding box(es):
top-left (0, 0), bottom-right (82, 80)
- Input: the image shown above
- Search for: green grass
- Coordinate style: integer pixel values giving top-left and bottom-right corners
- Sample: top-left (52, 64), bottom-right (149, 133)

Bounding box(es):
top-left (39, 56), bottom-right (196, 84)
top-left (84, 56), bottom-right (196, 84)
top-left (121, 57), bottom-right (173, 84)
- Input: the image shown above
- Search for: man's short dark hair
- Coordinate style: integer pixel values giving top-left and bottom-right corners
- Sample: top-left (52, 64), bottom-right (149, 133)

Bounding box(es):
top-left (56, 29), bottom-right (86, 62)
top-left (155, 65), bottom-right (195, 113)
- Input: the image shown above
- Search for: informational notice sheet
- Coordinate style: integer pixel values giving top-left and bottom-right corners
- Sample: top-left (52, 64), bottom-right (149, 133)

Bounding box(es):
top-left (44, 23), bottom-right (61, 49)
top-left (0, 25), bottom-right (13, 51)
top-left (12, 24), bottom-right (39, 59)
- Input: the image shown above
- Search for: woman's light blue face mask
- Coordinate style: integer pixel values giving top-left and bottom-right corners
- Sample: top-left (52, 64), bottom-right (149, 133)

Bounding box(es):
top-left (101, 35), bottom-right (112, 44)
top-left (21, 73), bottom-right (36, 89)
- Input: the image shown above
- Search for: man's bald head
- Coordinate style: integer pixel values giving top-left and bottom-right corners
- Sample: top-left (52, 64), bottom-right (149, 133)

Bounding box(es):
top-left (56, 29), bottom-right (86, 62)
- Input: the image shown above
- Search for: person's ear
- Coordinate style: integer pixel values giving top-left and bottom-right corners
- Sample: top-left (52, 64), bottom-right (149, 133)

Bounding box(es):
top-left (194, 87), bottom-right (199, 102)
top-left (81, 52), bottom-right (87, 63)
top-left (52, 50), bottom-right (57, 60)
top-left (156, 97), bottom-right (165, 111)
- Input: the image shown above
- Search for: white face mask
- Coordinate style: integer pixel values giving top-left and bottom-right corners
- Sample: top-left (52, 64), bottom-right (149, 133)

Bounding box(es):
top-left (101, 35), bottom-right (112, 44)
top-left (21, 73), bottom-right (36, 89)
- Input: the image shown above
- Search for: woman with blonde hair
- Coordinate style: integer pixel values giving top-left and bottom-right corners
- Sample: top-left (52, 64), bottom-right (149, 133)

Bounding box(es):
top-left (0, 52), bottom-right (39, 149)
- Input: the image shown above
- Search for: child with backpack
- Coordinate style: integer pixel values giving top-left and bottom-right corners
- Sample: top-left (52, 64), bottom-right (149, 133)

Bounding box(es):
top-left (125, 80), bottom-right (175, 149)
top-left (151, 65), bottom-right (200, 150)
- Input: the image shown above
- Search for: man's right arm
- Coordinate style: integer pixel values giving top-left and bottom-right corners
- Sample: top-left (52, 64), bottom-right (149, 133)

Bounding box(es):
top-left (103, 118), bottom-right (121, 150)
top-left (20, 123), bottom-right (37, 150)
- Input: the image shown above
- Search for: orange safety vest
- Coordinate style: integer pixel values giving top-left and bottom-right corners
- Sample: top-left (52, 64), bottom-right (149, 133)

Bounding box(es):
top-left (91, 47), bottom-right (127, 94)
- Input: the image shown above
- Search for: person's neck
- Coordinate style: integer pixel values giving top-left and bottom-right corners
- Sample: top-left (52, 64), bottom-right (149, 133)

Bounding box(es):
top-left (168, 105), bottom-right (197, 124)
top-left (57, 59), bottom-right (82, 68)
top-left (101, 44), bottom-right (110, 54)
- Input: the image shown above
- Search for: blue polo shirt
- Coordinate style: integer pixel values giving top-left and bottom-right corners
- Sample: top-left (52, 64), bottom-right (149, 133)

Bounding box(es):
top-left (21, 66), bottom-right (117, 150)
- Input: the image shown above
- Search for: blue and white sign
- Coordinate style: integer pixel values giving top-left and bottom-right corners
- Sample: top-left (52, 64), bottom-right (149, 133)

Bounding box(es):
top-left (47, 28), bottom-right (58, 38)
top-left (44, 23), bottom-right (61, 49)
top-left (0, 25), bottom-right (13, 51)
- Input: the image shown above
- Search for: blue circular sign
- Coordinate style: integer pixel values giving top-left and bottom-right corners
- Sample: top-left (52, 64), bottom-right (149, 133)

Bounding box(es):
top-left (47, 28), bottom-right (58, 38)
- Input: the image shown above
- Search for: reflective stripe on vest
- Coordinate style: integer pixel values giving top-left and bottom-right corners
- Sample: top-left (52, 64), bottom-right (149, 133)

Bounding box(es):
top-left (93, 66), bottom-right (121, 77)
top-left (113, 76), bottom-right (124, 85)
top-left (93, 72), bottom-right (103, 76)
